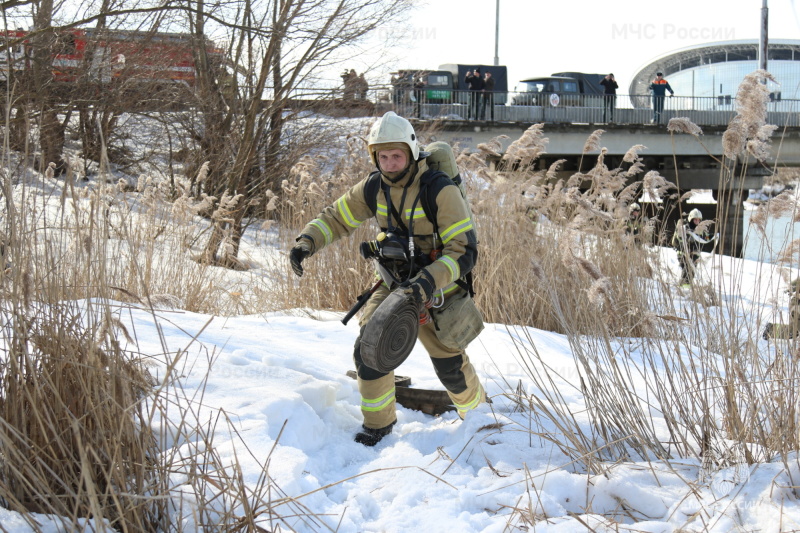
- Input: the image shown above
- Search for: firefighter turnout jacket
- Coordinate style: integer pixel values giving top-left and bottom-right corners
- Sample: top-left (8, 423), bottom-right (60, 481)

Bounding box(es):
top-left (298, 158), bottom-right (478, 297)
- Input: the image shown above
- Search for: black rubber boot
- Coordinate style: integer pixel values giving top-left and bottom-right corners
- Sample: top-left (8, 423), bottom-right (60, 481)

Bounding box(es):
top-left (354, 420), bottom-right (396, 446)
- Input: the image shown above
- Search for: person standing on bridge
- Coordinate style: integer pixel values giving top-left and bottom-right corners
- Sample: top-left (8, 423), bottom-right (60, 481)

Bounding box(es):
top-left (649, 72), bottom-right (674, 124)
top-left (342, 69), bottom-right (358, 100)
top-left (481, 71), bottom-right (495, 121)
top-left (465, 68), bottom-right (484, 120)
top-left (600, 73), bottom-right (618, 123)
top-left (288, 112), bottom-right (486, 446)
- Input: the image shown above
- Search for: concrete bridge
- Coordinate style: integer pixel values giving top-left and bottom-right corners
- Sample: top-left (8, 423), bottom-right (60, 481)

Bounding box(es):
top-left (293, 90), bottom-right (800, 257)
top-left (411, 119), bottom-right (800, 257)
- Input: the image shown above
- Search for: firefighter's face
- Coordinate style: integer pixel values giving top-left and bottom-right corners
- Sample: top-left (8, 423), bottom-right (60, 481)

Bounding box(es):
top-left (377, 149), bottom-right (408, 173)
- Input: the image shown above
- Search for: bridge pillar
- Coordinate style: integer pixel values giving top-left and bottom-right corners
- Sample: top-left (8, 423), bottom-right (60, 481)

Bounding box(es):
top-left (712, 188), bottom-right (748, 258)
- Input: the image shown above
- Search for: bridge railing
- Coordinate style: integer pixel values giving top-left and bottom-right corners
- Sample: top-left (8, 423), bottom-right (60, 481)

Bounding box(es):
top-left (289, 85), bottom-right (800, 127)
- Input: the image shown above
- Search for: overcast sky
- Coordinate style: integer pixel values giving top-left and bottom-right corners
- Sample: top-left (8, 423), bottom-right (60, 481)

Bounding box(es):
top-left (356, 0), bottom-right (800, 94)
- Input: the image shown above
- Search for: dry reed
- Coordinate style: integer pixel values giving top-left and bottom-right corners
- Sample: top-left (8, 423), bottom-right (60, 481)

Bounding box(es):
top-left (1, 68), bottom-right (797, 530)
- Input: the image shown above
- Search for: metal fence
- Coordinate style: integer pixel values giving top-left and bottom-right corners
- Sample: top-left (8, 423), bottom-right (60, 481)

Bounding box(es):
top-left (389, 90), bottom-right (800, 127)
top-left (295, 85), bottom-right (800, 128)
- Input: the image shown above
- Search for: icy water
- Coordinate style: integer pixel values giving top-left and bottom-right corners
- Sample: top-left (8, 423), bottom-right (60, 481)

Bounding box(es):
top-left (742, 210), bottom-right (800, 263)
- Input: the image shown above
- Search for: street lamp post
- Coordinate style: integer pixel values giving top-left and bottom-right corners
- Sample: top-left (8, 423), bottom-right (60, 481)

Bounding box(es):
top-left (494, 0), bottom-right (500, 66)
top-left (759, 0), bottom-right (768, 72)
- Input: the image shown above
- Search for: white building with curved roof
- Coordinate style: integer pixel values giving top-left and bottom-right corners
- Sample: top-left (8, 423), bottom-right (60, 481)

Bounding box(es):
top-left (629, 39), bottom-right (800, 110)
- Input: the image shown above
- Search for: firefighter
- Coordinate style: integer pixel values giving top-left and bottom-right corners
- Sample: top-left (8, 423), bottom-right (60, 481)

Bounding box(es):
top-left (672, 208), bottom-right (708, 287)
top-left (762, 279), bottom-right (800, 340)
top-left (289, 112), bottom-right (485, 446)
top-left (625, 202), bottom-right (646, 245)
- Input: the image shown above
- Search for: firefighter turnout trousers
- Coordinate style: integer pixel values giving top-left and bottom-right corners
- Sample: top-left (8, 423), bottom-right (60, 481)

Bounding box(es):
top-left (353, 283), bottom-right (485, 429)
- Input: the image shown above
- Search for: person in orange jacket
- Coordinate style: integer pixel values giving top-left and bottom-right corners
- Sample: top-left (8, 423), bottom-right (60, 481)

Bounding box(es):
top-left (649, 71), bottom-right (674, 124)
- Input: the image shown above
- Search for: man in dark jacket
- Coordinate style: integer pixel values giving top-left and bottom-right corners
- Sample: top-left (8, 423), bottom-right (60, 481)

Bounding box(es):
top-left (289, 112), bottom-right (485, 446)
top-left (649, 72), bottom-right (674, 124)
top-left (465, 68), bottom-right (484, 120)
top-left (600, 73), bottom-right (618, 123)
top-left (481, 71), bottom-right (495, 121)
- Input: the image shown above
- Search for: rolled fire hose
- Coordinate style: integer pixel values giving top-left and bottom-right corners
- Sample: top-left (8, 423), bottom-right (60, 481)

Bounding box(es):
top-left (360, 289), bottom-right (420, 373)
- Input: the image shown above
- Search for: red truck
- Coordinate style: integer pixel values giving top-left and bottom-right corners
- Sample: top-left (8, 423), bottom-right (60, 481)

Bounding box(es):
top-left (0, 28), bottom-right (224, 90)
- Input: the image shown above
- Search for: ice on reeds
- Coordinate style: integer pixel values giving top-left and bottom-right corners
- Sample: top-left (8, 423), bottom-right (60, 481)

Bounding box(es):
top-left (624, 160), bottom-right (645, 178)
top-left (196, 161), bottom-right (210, 184)
top-left (587, 148), bottom-right (609, 178)
top-left (502, 123), bottom-right (548, 167)
top-left (210, 191), bottom-right (243, 223)
top-left (587, 276), bottom-right (614, 309)
top-left (477, 135), bottom-right (508, 157)
top-left (559, 229), bottom-right (581, 271)
top-left (546, 159), bottom-right (567, 181)
top-left (582, 129), bottom-right (605, 154)
top-left (622, 144), bottom-right (647, 163)
top-left (566, 171), bottom-right (587, 188)
top-left (642, 170), bottom-right (675, 202)
top-left (746, 124), bottom-right (779, 161)
top-left (722, 115), bottom-right (746, 159)
top-left (564, 188), bottom-right (613, 223)
top-left (667, 117), bottom-right (703, 136)
top-left (723, 70), bottom-right (778, 160)
top-left (616, 182), bottom-right (641, 206)
top-left (289, 155), bottom-right (318, 176)
top-left (696, 220), bottom-right (714, 235)
top-left (192, 193), bottom-right (218, 217)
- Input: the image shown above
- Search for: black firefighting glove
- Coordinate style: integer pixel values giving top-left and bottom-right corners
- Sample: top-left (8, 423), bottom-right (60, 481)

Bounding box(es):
top-left (762, 322), bottom-right (773, 340)
top-left (399, 272), bottom-right (434, 306)
top-left (289, 239), bottom-right (312, 277)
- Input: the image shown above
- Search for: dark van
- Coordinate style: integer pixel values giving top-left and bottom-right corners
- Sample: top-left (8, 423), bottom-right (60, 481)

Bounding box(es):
top-left (512, 76), bottom-right (582, 106)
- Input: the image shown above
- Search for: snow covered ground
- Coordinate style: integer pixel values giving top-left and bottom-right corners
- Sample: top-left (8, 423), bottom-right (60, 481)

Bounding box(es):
top-left (3, 228), bottom-right (800, 531)
top-left (3, 120), bottom-right (800, 532)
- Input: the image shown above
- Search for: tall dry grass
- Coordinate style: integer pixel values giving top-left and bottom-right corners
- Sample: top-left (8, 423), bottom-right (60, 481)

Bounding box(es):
top-left (1, 70), bottom-right (798, 530)
top-left (0, 115), bottom-right (359, 529)
top-left (485, 71), bottom-right (800, 503)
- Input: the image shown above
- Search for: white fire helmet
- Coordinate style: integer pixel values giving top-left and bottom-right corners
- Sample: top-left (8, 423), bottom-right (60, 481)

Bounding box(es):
top-left (367, 112), bottom-right (421, 165)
